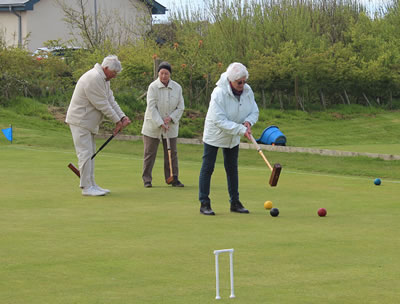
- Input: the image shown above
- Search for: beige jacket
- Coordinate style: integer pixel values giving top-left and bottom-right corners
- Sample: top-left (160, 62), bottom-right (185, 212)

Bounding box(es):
top-left (141, 78), bottom-right (184, 139)
top-left (66, 63), bottom-right (125, 134)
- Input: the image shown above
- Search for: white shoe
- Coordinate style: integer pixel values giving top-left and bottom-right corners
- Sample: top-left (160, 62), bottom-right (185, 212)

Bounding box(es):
top-left (82, 186), bottom-right (106, 196)
top-left (94, 185), bottom-right (110, 194)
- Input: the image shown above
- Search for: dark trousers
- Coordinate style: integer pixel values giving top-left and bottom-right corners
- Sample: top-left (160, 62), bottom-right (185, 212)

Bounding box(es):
top-left (199, 143), bottom-right (239, 204)
top-left (142, 135), bottom-right (179, 183)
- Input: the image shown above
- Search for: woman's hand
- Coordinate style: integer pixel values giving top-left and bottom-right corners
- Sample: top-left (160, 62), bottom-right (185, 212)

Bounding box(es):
top-left (243, 121), bottom-right (252, 140)
top-left (161, 123), bottom-right (169, 131)
top-left (163, 116), bottom-right (172, 125)
top-left (162, 117), bottom-right (171, 131)
top-left (244, 130), bottom-right (252, 141)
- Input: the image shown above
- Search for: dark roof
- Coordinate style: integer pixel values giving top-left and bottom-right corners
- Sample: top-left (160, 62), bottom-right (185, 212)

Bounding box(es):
top-left (143, 0), bottom-right (167, 15)
top-left (0, 0), bottom-right (40, 11)
top-left (0, 0), bottom-right (166, 14)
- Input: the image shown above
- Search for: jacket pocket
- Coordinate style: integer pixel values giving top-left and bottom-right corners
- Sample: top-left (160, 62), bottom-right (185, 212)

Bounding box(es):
top-left (169, 93), bottom-right (180, 107)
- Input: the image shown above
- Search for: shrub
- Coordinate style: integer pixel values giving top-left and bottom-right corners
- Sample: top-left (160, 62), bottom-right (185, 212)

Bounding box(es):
top-left (3, 97), bottom-right (53, 120)
top-left (178, 126), bottom-right (194, 138)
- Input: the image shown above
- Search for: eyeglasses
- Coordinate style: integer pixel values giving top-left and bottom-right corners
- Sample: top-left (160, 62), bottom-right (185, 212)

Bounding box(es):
top-left (235, 80), bottom-right (246, 85)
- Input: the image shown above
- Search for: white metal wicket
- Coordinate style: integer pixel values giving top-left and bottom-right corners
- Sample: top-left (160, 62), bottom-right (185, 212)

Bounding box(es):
top-left (214, 248), bottom-right (235, 300)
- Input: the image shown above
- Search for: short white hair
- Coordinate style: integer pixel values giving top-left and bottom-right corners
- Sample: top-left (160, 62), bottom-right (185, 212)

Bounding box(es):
top-left (226, 62), bottom-right (249, 82)
top-left (101, 55), bottom-right (122, 73)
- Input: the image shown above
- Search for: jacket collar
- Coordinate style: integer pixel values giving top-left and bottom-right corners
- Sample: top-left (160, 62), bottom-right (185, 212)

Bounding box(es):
top-left (156, 77), bottom-right (172, 89)
top-left (216, 72), bottom-right (249, 98)
top-left (94, 63), bottom-right (107, 80)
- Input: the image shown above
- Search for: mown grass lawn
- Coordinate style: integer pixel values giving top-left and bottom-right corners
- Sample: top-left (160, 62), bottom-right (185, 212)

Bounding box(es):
top-left (1, 137), bottom-right (399, 303)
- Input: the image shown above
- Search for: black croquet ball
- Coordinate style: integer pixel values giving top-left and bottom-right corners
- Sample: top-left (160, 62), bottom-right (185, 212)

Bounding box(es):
top-left (270, 208), bottom-right (279, 217)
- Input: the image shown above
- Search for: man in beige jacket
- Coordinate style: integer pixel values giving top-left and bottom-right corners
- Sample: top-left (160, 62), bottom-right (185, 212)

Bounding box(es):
top-left (66, 55), bottom-right (131, 196)
top-left (141, 61), bottom-right (184, 188)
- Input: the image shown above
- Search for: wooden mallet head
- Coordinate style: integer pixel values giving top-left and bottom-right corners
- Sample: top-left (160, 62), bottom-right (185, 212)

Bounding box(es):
top-left (250, 134), bottom-right (282, 187)
top-left (269, 163), bottom-right (282, 187)
top-left (68, 163), bottom-right (80, 178)
top-left (166, 175), bottom-right (175, 184)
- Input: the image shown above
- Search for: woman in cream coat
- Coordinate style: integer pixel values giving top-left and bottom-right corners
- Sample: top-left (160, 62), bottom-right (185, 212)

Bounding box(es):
top-left (141, 62), bottom-right (185, 188)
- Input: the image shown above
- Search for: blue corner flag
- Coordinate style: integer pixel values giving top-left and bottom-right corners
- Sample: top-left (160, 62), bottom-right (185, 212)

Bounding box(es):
top-left (1, 125), bottom-right (13, 143)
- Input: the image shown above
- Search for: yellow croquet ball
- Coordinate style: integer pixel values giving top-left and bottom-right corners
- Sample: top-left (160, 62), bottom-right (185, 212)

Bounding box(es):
top-left (264, 201), bottom-right (273, 209)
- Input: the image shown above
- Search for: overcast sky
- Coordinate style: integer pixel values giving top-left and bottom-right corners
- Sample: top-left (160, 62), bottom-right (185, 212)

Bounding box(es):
top-left (153, 0), bottom-right (389, 22)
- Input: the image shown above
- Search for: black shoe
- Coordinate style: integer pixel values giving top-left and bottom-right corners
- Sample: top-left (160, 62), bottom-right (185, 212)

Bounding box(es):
top-left (230, 201), bottom-right (250, 213)
top-left (144, 182), bottom-right (152, 188)
top-left (200, 202), bottom-right (215, 215)
top-left (172, 179), bottom-right (184, 187)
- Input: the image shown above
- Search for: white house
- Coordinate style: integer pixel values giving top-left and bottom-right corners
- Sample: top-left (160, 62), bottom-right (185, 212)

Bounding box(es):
top-left (0, 0), bottom-right (166, 51)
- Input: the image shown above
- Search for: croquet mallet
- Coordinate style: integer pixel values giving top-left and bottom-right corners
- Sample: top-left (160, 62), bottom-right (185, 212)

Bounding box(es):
top-left (68, 134), bottom-right (115, 178)
top-left (164, 132), bottom-right (175, 184)
top-left (250, 134), bottom-right (282, 187)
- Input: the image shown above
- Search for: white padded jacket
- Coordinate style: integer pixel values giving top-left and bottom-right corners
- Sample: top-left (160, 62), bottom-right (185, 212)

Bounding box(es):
top-left (202, 72), bottom-right (259, 148)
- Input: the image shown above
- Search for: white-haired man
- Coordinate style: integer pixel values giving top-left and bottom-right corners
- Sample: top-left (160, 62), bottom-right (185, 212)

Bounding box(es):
top-left (66, 55), bottom-right (131, 196)
top-left (199, 62), bottom-right (259, 215)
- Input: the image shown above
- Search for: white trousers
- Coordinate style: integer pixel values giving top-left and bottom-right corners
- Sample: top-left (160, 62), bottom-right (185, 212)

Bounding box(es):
top-left (69, 125), bottom-right (96, 189)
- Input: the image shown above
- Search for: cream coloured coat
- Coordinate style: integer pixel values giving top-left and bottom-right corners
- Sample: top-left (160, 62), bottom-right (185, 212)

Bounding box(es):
top-left (141, 78), bottom-right (184, 139)
top-left (66, 63), bottom-right (125, 134)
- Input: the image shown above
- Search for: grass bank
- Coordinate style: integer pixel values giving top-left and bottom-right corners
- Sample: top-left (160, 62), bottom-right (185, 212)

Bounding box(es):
top-left (1, 101), bottom-right (400, 180)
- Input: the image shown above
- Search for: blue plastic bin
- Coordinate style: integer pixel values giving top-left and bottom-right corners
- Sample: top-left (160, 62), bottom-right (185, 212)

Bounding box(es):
top-left (256, 125), bottom-right (286, 146)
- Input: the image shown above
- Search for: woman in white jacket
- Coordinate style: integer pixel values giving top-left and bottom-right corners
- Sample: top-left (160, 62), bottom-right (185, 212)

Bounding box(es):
top-left (141, 62), bottom-right (185, 188)
top-left (199, 63), bottom-right (259, 215)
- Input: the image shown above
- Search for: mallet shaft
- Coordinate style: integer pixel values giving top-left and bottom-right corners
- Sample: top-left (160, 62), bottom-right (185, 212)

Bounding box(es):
top-left (167, 150), bottom-right (173, 177)
top-left (258, 150), bottom-right (273, 171)
top-left (91, 134), bottom-right (114, 160)
top-left (250, 135), bottom-right (273, 171)
top-left (68, 134), bottom-right (115, 178)
top-left (250, 134), bottom-right (282, 187)
top-left (164, 132), bottom-right (175, 184)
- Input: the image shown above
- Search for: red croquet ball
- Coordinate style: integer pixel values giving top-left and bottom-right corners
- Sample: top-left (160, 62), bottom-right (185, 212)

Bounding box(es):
top-left (318, 208), bottom-right (327, 217)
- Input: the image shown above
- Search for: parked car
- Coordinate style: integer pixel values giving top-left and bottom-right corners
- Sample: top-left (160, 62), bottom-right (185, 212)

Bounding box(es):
top-left (32, 46), bottom-right (82, 60)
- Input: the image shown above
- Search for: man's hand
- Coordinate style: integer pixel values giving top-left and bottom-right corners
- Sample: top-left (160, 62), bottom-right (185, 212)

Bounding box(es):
top-left (113, 121), bottom-right (123, 136)
top-left (121, 116), bottom-right (131, 127)
top-left (113, 116), bottom-right (132, 135)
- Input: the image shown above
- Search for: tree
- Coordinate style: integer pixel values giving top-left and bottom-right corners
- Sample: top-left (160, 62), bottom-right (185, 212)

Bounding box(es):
top-left (55, 0), bottom-right (152, 49)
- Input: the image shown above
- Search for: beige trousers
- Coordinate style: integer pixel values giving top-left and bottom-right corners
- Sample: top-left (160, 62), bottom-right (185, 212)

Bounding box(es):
top-left (142, 135), bottom-right (179, 184)
top-left (69, 124), bottom-right (96, 189)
